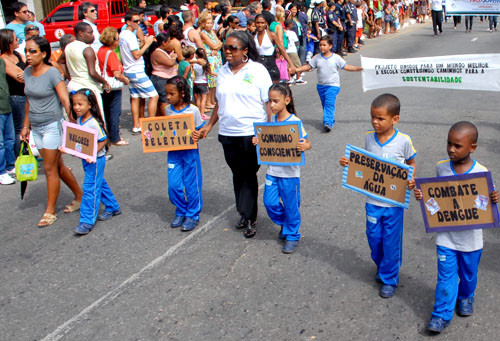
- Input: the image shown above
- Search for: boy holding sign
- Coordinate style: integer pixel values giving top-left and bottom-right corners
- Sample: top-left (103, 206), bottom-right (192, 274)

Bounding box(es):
top-left (339, 94), bottom-right (416, 298)
top-left (252, 84), bottom-right (311, 254)
top-left (414, 122), bottom-right (499, 333)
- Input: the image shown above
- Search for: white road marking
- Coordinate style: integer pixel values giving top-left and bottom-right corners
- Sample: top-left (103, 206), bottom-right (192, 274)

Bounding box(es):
top-left (42, 199), bottom-right (244, 340)
top-left (471, 37), bottom-right (478, 42)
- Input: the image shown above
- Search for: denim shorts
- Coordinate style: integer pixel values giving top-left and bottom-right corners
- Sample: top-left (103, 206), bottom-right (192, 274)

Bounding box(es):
top-left (31, 119), bottom-right (63, 150)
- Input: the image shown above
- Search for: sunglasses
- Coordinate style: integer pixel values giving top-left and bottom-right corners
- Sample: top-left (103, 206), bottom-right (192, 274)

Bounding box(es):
top-left (25, 48), bottom-right (40, 54)
top-left (224, 44), bottom-right (243, 52)
top-left (132, 19), bottom-right (141, 23)
top-left (26, 26), bottom-right (39, 31)
top-left (89, 9), bottom-right (96, 13)
top-left (20, 10), bottom-right (28, 14)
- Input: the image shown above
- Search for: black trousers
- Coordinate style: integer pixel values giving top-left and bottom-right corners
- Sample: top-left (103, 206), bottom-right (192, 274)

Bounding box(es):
top-left (219, 135), bottom-right (260, 221)
top-left (432, 10), bottom-right (443, 34)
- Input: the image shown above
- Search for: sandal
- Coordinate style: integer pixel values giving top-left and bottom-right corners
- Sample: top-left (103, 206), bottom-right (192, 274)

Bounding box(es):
top-left (64, 200), bottom-right (81, 213)
top-left (38, 213), bottom-right (57, 228)
top-left (243, 225), bottom-right (257, 238)
top-left (112, 139), bottom-right (129, 146)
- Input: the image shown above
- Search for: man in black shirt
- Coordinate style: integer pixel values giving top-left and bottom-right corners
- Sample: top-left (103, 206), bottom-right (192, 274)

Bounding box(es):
top-left (261, 0), bottom-right (276, 26)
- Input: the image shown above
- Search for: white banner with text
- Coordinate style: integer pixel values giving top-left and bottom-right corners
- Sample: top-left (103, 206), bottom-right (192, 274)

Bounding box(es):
top-left (445, 0), bottom-right (500, 15)
top-left (361, 54), bottom-right (500, 92)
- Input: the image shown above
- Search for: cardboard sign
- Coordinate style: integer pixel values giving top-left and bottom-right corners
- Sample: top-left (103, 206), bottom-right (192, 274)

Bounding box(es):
top-left (140, 115), bottom-right (197, 153)
top-left (415, 172), bottom-right (500, 233)
top-left (342, 145), bottom-right (414, 209)
top-left (254, 122), bottom-right (305, 166)
top-left (62, 121), bottom-right (98, 162)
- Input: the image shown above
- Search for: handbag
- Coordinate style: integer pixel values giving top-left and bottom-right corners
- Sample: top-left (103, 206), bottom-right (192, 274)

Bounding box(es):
top-left (15, 141), bottom-right (38, 182)
top-left (102, 50), bottom-right (124, 90)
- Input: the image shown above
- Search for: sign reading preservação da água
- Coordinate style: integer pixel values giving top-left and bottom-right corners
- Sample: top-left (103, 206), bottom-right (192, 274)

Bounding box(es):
top-left (139, 115), bottom-right (197, 153)
top-left (253, 121), bottom-right (305, 166)
top-left (342, 144), bottom-right (414, 209)
top-left (415, 172), bottom-right (500, 233)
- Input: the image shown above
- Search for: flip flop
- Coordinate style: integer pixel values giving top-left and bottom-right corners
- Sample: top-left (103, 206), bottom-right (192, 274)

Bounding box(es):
top-left (38, 213), bottom-right (57, 228)
top-left (111, 140), bottom-right (129, 146)
top-left (64, 200), bottom-right (81, 213)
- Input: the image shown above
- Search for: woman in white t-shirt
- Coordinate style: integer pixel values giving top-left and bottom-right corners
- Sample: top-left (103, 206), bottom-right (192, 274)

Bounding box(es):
top-left (194, 31), bottom-right (272, 239)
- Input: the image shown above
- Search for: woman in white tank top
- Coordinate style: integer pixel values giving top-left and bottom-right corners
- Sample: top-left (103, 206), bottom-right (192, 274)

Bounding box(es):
top-left (254, 14), bottom-right (295, 83)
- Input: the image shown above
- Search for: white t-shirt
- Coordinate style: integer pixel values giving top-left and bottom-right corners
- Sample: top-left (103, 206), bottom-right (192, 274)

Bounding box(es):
top-left (216, 60), bottom-right (272, 136)
top-left (285, 30), bottom-right (298, 54)
top-left (308, 53), bottom-right (346, 86)
top-left (430, 0), bottom-right (443, 11)
top-left (165, 104), bottom-right (205, 130)
top-left (119, 29), bottom-right (144, 73)
top-left (267, 114), bottom-right (308, 178)
top-left (365, 129), bottom-right (417, 208)
top-left (435, 159), bottom-right (487, 252)
top-left (193, 63), bottom-right (208, 84)
top-left (357, 8), bottom-right (364, 29)
top-left (78, 116), bottom-right (107, 157)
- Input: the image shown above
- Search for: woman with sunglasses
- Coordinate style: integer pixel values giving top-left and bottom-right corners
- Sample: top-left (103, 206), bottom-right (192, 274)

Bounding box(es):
top-left (20, 37), bottom-right (83, 227)
top-left (193, 31), bottom-right (272, 239)
top-left (254, 14), bottom-right (295, 83)
top-left (0, 29), bottom-right (26, 157)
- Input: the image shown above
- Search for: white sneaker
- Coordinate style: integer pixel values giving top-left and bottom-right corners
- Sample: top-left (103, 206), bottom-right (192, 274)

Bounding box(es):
top-left (295, 79), bottom-right (307, 85)
top-left (0, 173), bottom-right (15, 185)
top-left (131, 127), bottom-right (141, 134)
top-left (6, 168), bottom-right (15, 177)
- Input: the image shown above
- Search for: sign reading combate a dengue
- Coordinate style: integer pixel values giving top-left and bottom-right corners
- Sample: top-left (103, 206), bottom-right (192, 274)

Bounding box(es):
top-left (139, 115), bottom-right (197, 153)
top-left (342, 145), bottom-right (414, 209)
top-left (254, 122), bottom-right (305, 166)
top-left (415, 172), bottom-right (500, 233)
top-left (361, 54), bottom-right (500, 92)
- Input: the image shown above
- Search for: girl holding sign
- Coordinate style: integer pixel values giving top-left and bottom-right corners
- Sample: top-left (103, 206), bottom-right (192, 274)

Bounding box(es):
top-left (63, 89), bottom-right (121, 235)
top-left (165, 76), bottom-right (205, 232)
top-left (252, 84), bottom-right (311, 254)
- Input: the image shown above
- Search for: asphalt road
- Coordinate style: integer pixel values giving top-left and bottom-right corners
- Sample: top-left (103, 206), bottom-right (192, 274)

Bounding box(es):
top-left (2, 20), bottom-right (500, 341)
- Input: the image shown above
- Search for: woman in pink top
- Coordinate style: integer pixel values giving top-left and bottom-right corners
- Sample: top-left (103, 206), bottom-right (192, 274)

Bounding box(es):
top-left (97, 27), bottom-right (129, 146)
top-left (150, 33), bottom-right (178, 116)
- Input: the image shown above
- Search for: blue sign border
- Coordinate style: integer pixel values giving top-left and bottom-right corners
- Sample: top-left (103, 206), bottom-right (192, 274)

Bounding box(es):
top-left (415, 172), bottom-right (500, 233)
top-left (254, 121), bottom-right (305, 166)
top-left (342, 144), bottom-right (414, 209)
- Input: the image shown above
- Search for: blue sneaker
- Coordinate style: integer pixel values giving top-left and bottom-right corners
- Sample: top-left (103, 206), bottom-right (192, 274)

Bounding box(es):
top-left (427, 316), bottom-right (450, 333)
top-left (171, 216), bottom-right (185, 228)
top-left (181, 217), bottom-right (198, 231)
top-left (457, 297), bottom-right (474, 316)
top-left (282, 240), bottom-right (299, 254)
top-left (379, 284), bottom-right (397, 298)
top-left (97, 208), bottom-right (122, 221)
top-left (74, 223), bottom-right (94, 235)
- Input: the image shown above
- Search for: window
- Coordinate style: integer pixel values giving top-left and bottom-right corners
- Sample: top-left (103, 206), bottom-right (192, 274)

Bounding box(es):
top-left (50, 7), bottom-right (74, 22)
top-left (111, 1), bottom-right (124, 16)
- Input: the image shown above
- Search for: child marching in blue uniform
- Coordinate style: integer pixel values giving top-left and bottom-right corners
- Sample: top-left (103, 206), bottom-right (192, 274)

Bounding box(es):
top-left (294, 35), bottom-right (362, 133)
top-left (165, 76), bottom-right (205, 231)
top-left (339, 94), bottom-right (417, 298)
top-left (67, 89), bottom-right (121, 235)
top-left (252, 83), bottom-right (311, 254)
top-left (414, 121), bottom-right (499, 333)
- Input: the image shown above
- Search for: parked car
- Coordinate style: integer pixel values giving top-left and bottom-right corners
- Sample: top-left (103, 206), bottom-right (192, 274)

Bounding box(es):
top-left (41, 0), bottom-right (160, 43)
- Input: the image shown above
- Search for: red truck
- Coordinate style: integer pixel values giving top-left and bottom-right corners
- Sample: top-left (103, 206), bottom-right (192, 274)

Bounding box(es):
top-left (41, 0), bottom-right (159, 43)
